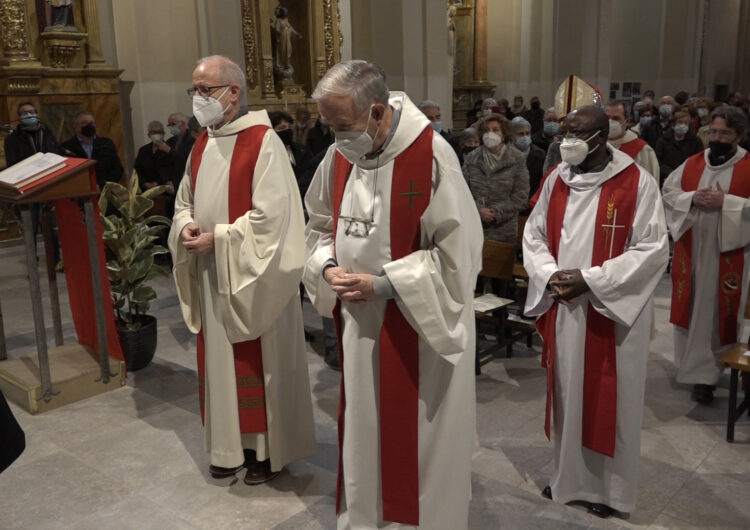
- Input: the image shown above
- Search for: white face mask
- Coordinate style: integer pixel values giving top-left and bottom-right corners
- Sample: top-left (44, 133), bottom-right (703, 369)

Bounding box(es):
top-left (192, 87), bottom-right (230, 127)
top-left (607, 119), bottom-right (623, 139)
top-left (560, 130), bottom-right (601, 166)
top-left (149, 133), bottom-right (164, 142)
top-left (697, 107), bottom-right (709, 118)
top-left (334, 106), bottom-right (379, 163)
top-left (482, 131), bottom-right (503, 149)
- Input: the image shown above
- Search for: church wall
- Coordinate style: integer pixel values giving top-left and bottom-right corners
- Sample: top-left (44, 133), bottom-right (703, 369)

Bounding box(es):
top-left (483, 0), bottom-right (743, 114)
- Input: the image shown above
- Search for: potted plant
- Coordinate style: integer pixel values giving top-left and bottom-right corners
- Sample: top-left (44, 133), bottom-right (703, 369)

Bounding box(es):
top-left (99, 174), bottom-right (172, 371)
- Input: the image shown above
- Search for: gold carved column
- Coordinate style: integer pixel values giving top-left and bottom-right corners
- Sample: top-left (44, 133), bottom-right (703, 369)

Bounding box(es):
top-left (450, 0), bottom-right (495, 129)
top-left (0, 0), bottom-right (40, 66)
top-left (80, 0), bottom-right (106, 67)
top-left (240, 0), bottom-right (342, 113)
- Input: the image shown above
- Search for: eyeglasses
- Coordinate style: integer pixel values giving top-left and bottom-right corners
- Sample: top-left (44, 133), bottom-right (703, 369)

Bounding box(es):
top-left (186, 85), bottom-right (229, 97)
top-left (708, 128), bottom-right (737, 140)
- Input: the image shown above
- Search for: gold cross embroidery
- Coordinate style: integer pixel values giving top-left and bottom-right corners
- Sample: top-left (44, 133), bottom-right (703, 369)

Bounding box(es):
top-left (399, 181), bottom-right (423, 210)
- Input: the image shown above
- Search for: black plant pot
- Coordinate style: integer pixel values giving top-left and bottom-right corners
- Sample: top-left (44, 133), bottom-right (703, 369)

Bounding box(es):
top-left (117, 315), bottom-right (157, 371)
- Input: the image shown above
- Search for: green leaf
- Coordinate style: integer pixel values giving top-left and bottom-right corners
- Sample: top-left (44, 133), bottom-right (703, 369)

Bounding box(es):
top-left (144, 215), bottom-right (172, 227)
top-left (130, 195), bottom-right (154, 219)
top-left (141, 185), bottom-right (172, 200)
top-left (127, 254), bottom-right (154, 283)
top-left (132, 284), bottom-right (157, 303)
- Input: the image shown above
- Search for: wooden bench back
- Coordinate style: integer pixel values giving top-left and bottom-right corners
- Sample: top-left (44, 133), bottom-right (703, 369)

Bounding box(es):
top-left (479, 240), bottom-right (515, 281)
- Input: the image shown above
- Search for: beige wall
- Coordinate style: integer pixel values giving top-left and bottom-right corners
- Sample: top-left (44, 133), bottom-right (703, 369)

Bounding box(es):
top-left (349, 0), bottom-right (453, 127)
top-left (484, 0), bottom-right (746, 111)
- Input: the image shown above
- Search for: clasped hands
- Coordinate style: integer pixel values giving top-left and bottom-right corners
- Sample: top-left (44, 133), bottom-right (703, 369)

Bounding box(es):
top-left (692, 183), bottom-right (724, 209)
top-left (181, 222), bottom-right (214, 255)
top-left (324, 266), bottom-right (375, 303)
top-left (547, 269), bottom-right (589, 305)
top-left (479, 207), bottom-right (496, 224)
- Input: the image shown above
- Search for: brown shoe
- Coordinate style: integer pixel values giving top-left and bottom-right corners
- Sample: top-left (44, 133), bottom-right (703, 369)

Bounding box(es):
top-left (243, 459), bottom-right (281, 485)
top-left (209, 463), bottom-right (245, 478)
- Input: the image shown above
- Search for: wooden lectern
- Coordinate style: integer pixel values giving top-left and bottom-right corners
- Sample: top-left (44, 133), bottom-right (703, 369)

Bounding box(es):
top-left (0, 158), bottom-right (124, 412)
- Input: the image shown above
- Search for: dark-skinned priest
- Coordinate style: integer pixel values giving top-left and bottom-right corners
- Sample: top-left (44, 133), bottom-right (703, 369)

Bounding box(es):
top-left (303, 60), bottom-right (483, 529)
top-left (169, 55), bottom-right (315, 486)
top-left (523, 106), bottom-right (669, 518)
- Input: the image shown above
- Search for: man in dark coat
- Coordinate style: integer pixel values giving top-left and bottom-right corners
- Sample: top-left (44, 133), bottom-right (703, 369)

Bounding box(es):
top-left (61, 111), bottom-right (123, 189)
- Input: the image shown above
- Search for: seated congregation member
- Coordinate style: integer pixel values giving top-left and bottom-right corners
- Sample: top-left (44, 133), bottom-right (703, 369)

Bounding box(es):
top-left (532, 107), bottom-right (560, 153)
top-left (641, 95), bottom-right (677, 149)
top-left (166, 112), bottom-right (196, 162)
top-left (268, 110), bottom-right (316, 200)
top-left (305, 115), bottom-right (335, 156)
top-left (134, 121), bottom-right (177, 190)
top-left (521, 96), bottom-right (545, 133)
top-left (695, 98), bottom-right (715, 148)
top-left (524, 106), bottom-right (668, 518)
top-left (605, 100), bottom-right (660, 182)
top-left (293, 107), bottom-right (313, 145)
top-left (630, 100), bottom-right (654, 137)
top-left (303, 59), bottom-right (482, 530)
top-left (61, 111), bottom-right (123, 189)
top-left (417, 99), bottom-right (454, 145)
top-left (463, 113), bottom-right (529, 244)
top-left (662, 106), bottom-right (750, 405)
top-left (655, 110), bottom-right (704, 183)
top-left (456, 127), bottom-right (480, 166)
top-left (511, 116), bottom-right (546, 198)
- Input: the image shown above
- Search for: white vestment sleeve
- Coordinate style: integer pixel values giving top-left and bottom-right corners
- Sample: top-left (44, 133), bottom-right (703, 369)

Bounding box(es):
top-left (581, 171), bottom-right (669, 327)
top-left (168, 163), bottom-right (202, 333)
top-left (523, 173), bottom-right (561, 317)
top-left (635, 145), bottom-right (660, 182)
top-left (212, 131), bottom-right (306, 343)
top-left (383, 151), bottom-right (483, 362)
top-left (662, 162), bottom-right (698, 240)
top-left (720, 193), bottom-right (750, 251)
top-left (303, 148), bottom-right (338, 317)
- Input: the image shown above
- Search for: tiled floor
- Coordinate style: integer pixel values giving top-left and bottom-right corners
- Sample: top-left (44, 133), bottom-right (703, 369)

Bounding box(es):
top-left (0, 241), bottom-right (748, 529)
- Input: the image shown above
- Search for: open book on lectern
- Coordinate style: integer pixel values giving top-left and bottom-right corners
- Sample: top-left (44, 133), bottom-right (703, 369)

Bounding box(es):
top-left (0, 152), bottom-right (68, 197)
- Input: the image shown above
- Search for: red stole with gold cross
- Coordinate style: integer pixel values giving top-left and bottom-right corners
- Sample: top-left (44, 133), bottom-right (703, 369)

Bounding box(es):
top-left (536, 162), bottom-right (640, 457)
top-left (189, 126), bottom-right (270, 433)
top-left (331, 126), bottom-right (433, 525)
top-left (670, 152), bottom-right (750, 345)
top-left (618, 137), bottom-right (648, 160)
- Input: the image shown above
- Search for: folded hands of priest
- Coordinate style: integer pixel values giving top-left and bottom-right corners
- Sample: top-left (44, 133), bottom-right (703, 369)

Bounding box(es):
top-left (548, 269), bottom-right (590, 305)
top-left (692, 183), bottom-right (725, 209)
top-left (181, 222), bottom-right (215, 255)
top-left (325, 266), bottom-right (375, 303)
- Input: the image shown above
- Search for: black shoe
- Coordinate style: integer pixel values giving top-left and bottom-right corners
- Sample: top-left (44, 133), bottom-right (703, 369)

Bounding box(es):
top-left (691, 384), bottom-right (715, 404)
top-left (304, 330), bottom-right (315, 343)
top-left (244, 459), bottom-right (281, 485)
top-left (542, 485), bottom-right (552, 500)
top-left (209, 463), bottom-right (245, 478)
top-left (588, 503), bottom-right (613, 518)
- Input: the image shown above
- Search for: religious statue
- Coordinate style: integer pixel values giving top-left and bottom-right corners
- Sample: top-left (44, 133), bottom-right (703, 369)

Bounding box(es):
top-left (271, 5), bottom-right (301, 79)
top-left (447, 4), bottom-right (457, 56)
top-left (45, 0), bottom-right (75, 31)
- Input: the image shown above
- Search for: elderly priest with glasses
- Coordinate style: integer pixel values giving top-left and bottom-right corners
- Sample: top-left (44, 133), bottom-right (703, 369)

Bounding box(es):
top-left (303, 60), bottom-right (482, 529)
top-left (169, 55), bottom-right (315, 486)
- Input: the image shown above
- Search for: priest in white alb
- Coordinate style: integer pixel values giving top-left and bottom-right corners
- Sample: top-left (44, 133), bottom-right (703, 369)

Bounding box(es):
top-left (523, 106), bottom-right (669, 518)
top-left (169, 55), bottom-right (316, 485)
top-left (303, 60), bottom-right (483, 529)
top-left (662, 106), bottom-right (750, 405)
top-left (605, 100), bottom-right (660, 182)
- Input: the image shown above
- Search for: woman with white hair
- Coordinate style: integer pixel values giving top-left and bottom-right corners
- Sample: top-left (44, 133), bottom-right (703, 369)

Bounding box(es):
top-left (511, 116), bottom-right (546, 199)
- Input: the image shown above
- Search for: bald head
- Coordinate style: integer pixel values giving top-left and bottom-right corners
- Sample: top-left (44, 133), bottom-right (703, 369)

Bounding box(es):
top-left (192, 55), bottom-right (245, 128)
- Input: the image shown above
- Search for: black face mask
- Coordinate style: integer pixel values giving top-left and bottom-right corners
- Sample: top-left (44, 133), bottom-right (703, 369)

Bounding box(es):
top-left (81, 124), bottom-right (96, 137)
top-left (709, 140), bottom-right (734, 159)
top-left (463, 146), bottom-right (477, 154)
top-left (277, 128), bottom-right (293, 146)
top-left (530, 101), bottom-right (541, 110)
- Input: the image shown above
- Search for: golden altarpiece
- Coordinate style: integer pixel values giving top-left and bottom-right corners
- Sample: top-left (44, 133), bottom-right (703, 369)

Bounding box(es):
top-left (0, 0), bottom-right (123, 238)
top-left (449, 0), bottom-right (495, 129)
top-left (240, 0), bottom-right (342, 114)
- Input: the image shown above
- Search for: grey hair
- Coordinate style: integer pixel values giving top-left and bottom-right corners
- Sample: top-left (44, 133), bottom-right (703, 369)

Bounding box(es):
top-left (196, 55), bottom-right (246, 96)
top-left (482, 98), bottom-right (498, 107)
top-left (312, 60), bottom-right (389, 113)
top-left (710, 105), bottom-right (748, 139)
top-left (168, 112), bottom-right (188, 124)
top-left (147, 120), bottom-right (164, 130)
top-left (510, 116), bottom-right (531, 132)
top-left (460, 128), bottom-right (479, 141)
top-left (418, 99), bottom-right (440, 112)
